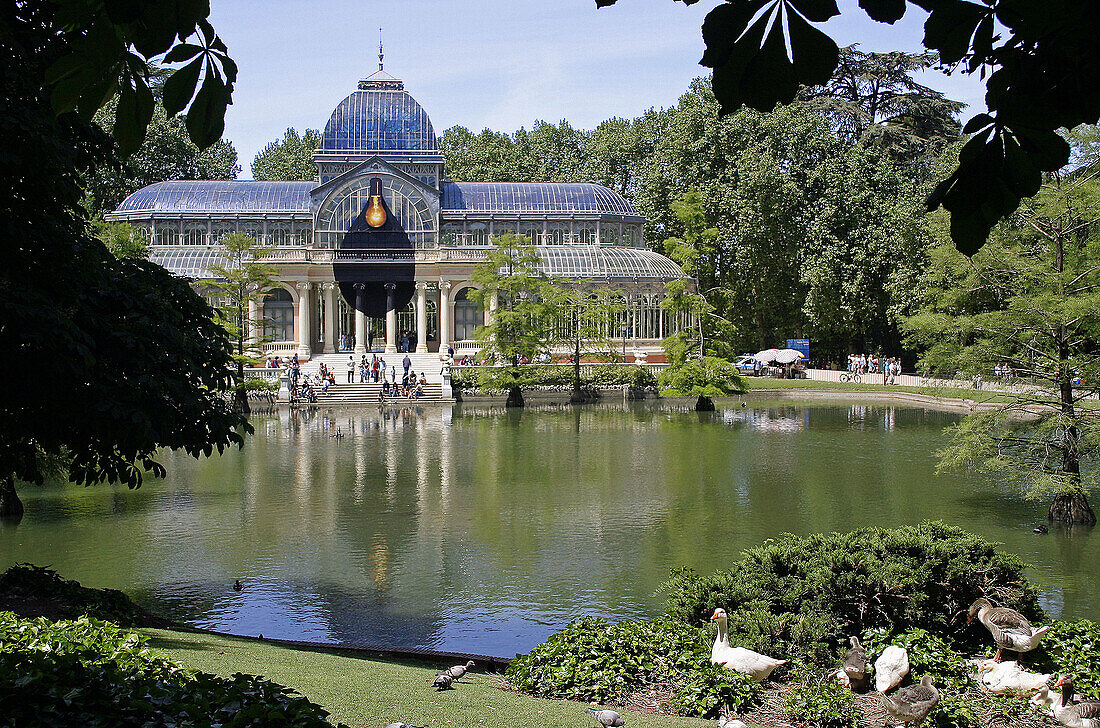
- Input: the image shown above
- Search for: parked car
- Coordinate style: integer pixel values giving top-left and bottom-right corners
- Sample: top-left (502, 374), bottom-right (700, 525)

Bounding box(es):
top-left (733, 354), bottom-right (758, 375)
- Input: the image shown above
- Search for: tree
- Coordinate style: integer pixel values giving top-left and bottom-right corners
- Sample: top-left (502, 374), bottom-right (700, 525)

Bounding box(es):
top-left (91, 219), bottom-right (149, 260)
top-left (597, 0), bottom-right (1100, 256)
top-left (206, 233), bottom-right (280, 415)
top-left (439, 126), bottom-right (536, 182)
top-left (85, 92), bottom-right (240, 217)
top-left (902, 166), bottom-right (1100, 525)
top-left (251, 127), bottom-right (321, 181)
top-left (637, 88), bottom-right (931, 360)
top-left (469, 235), bottom-right (563, 407)
top-left (557, 287), bottom-right (628, 403)
top-left (798, 45), bottom-right (963, 177)
top-left (1, 1), bottom-right (245, 521)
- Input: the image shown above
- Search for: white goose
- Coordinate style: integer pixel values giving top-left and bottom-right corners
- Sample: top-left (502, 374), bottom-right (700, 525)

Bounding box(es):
top-left (709, 608), bottom-right (786, 681)
top-left (977, 660), bottom-right (1050, 693)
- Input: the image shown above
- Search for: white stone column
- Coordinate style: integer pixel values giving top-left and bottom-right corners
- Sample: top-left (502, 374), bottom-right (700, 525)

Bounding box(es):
top-left (354, 283), bottom-right (367, 357)
top-left (322, 283), bottom-right (338, 354)
top-left (384, 282), bottom-right (397, 354)
top-left (415, 281), bottom-right (428, 353)
top-left (247, 298), bottom-right (261, 351)
top-left (296, 282), bottom-right (312, 359)
top-left (438, 279), bottom-right (452, 354)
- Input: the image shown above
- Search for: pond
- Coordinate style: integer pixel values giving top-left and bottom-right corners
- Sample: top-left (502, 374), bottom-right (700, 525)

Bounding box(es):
top-left (1, 400), bottom-right (1096, 658)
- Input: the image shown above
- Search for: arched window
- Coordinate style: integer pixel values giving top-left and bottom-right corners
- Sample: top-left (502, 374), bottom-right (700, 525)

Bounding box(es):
top-left (622, 225), bottom-right (639, 247)
top-left (546, 222), bottom-right (570, 245)
top-left (492, 221), bottom-right (516, 240)
top-left (183, 223), bottom-right (207, 246)
top-left (239, 222), bottom-right (262, 242)
top-left (574, 224), bottom-right (597, 244)
top-left (211, 221), bottom-right (235, 243)
top-left (397, 299), bottom-right (416, 341)
top-left (294, 224), bottom-right (312, 247)
top-left (600, 223), bottom-right (621, 246)
top-left (519, 221), bottom-right (542, 244)
top-left (441, 222), bottom-right (463, 246)
top-left (152, 222), bottom-right (179, 246)
top-left (453, 287), bottom-right (482, 341)
top-left (269, 225), bottom-right (290, 246)
top-left (315, 174), bottom-right (434, 248)
top-left (263, 288), bottom-right (294, 342)
top-left (467, 222), bottom-right (489, 246)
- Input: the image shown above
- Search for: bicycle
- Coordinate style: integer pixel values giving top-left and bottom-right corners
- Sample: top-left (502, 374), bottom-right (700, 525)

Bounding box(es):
top-left (839, 372), bottom-right (861, 383)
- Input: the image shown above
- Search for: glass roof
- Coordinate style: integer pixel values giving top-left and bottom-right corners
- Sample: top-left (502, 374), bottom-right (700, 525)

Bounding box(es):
top-left (150, 248), bottom-right (232, 279)
top-left (115, 181), bottom-right (312, 215)
top-left (442, 182), bottom-right (639, 216)
top-left (520, 246), bottom-right (685, 279)
top-left (320, 84), bottom-right (438, 153)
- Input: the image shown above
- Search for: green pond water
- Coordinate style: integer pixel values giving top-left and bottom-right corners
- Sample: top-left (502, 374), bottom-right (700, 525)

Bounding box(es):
top-left (1, 400), bottom-right (1095, 657)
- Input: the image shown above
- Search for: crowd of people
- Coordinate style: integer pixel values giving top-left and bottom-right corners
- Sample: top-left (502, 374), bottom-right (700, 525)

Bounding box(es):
top-left (847, 354), bottom-right (904, 384)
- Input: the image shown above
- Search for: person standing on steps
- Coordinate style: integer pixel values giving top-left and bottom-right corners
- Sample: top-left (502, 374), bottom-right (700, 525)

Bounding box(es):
top-left (402, 353), bottom-right (411, 379)
top-left (346, 355), bottom-right (355, 384)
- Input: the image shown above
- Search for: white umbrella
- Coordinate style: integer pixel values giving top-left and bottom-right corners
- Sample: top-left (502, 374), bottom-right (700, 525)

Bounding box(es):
top-left (773, 348), bottom-right (806, 364)
top-left (754, 349), bottom-right (780, 363)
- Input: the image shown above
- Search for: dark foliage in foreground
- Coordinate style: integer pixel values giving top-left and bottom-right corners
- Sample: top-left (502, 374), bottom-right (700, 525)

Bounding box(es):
top-left (0, 612), bottom-right (345, 728)
top-left (661, 522), bottom-right (1043, 664)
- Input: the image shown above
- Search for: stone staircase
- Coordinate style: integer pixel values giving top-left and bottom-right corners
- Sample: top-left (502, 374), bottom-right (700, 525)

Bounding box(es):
top-left (298, 351), bottom-right (453, 404)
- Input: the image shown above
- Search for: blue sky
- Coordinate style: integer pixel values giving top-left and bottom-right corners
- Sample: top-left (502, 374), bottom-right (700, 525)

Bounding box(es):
top-left (206, 0), bottom-right (986, 179)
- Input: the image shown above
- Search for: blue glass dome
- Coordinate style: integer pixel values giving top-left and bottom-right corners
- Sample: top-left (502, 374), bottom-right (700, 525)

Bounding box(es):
top-left (320, 72), bottom-right (438, 153)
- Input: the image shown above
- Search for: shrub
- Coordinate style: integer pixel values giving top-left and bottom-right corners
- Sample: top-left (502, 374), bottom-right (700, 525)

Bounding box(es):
top-left (661, 522), bottom-right (1042, 666)
top-left (785, 679), bottom-right (858, 728)
top-left (1032, 619), bottom-right (1100, 699)
top-left (505, 615), bottom-right (760, 717)
top-left (670, 663), bottom-right (761, 718)
top-left (0, 611), bottom-right (344, 728)
top-left (0, 564), bottom-right (151, 626)
top-left (451, 364), bottom-right (657, 394)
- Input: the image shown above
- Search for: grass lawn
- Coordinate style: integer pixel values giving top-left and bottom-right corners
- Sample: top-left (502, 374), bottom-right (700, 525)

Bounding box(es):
top-left (144, 628), bottom-right (718, 728)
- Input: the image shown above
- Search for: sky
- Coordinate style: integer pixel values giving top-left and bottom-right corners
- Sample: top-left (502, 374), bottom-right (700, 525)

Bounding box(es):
top-left (205, 0), bottom-right (988, 179)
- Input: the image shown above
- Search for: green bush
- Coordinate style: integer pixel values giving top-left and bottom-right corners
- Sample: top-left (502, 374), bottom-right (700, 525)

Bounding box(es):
top-left (0, 611), bottom-right (344, 728)
top-left (785, 679), bottom-right (859, 728)
top-left (451, 364), bottom-right (657, 394)
top-left (669, 662), bottom-right (761, 718)
top-left (0, 564), bottom-right (151, 626)
top-left (661, 522), bottom-right (1042, 666)
top-left (505, 616), bottom-right (759, 717)
top-left (1032, 619), bottom-right (1100, 699)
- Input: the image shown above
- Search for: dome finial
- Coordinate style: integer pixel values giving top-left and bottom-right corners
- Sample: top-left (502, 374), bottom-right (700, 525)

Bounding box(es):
top-left (378, 27), bottom-right (384, 72)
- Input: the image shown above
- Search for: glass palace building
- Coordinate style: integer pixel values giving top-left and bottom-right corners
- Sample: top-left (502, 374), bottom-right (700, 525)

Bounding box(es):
top-left (109, 69), bottom-right (689, 361)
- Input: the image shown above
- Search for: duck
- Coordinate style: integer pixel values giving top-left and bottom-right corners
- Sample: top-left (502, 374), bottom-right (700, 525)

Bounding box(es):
top-left (586, 707), bottom-right (625, 727)
top-left (233, 579), bottom-right (242, 592)
top-left (977, 660), bottom-right (1050, 693)
top-left (967, 598), bottom-right (1050, 661)
top-left (1051, 676), bottom-right (1100, 728)
top-left (875, 645), bottom-right (910, 693)
top-left (843, 636), bottom-right (869, 692)
top-left (432, 673), bottom-right (453, 690)
top-left (709, 608), bottom-right (786, 681)
top-left (717, 717), bottom-right (748, 728)
top-left (880, 676), bottom-right (939, 727)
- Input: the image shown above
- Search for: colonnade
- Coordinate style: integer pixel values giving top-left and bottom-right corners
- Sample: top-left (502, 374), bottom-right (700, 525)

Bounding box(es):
top-left (250, 279), bottom-right (466, 358)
